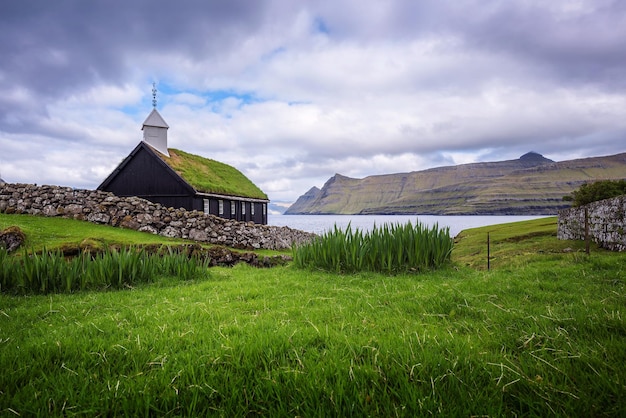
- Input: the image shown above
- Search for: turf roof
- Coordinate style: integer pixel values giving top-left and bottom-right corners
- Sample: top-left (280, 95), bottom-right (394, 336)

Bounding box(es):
top-left (157, 148), bottom-right (268, 200)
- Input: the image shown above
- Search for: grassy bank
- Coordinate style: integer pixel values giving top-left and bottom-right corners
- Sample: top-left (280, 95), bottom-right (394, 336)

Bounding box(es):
top-left (0, 213), bottom-right (188, 252)
top-left (452, 217), bottom-right (592, 269)
top-left (1, 214), bottom-right (625, 416)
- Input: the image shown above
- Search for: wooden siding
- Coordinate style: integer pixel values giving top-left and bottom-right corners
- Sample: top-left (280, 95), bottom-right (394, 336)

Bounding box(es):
top-left (99, 144), bottom-right (192, 195)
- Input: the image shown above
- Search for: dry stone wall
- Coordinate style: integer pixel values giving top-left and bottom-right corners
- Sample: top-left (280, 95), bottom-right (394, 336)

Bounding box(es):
top-left (0, 183), bottom-right (315, 250)
top-left (557, 195), bottom-right (626, 252)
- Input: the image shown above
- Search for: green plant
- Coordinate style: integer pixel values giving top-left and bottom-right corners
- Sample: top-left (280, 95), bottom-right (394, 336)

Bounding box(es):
top-left (159, 246), bottom-right (211, 281)
top-left (563, 179), bottom-right (626, 206)
top-left (292, 221), bottom-right (453, 273)
top-left (1, 217), bottom-right (626, 416)
top-left (1, 250), bottom-right (625, 416)
top-left (0, 246), bottom-right (211, 295)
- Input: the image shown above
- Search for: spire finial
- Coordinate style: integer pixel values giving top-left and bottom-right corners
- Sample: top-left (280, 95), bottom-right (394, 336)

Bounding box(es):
top-left (152, 82), bottom-right (157, 109)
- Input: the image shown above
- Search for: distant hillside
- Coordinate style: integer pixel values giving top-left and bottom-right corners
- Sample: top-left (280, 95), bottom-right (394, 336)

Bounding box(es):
top-left (285, 152), bottom-right (626, 215)
top-left (268, 201), bottom-right (293, 215)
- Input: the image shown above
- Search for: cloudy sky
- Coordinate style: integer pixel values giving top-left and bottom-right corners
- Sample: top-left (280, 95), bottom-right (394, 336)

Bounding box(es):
top-left (1, 0), bottom-right (625, 203)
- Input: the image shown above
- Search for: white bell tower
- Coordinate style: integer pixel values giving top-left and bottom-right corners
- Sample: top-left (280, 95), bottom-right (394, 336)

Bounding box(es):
top-left (142, 83), bottom-right (170, 156)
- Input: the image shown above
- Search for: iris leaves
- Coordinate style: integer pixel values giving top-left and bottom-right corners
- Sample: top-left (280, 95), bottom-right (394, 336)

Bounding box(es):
top-left (292, 221), bottom-right (453, 274)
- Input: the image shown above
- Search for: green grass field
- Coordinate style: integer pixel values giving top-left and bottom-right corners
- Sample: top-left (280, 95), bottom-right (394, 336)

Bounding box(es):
top-left (1, 214), bottom-right (625, 416)
top-left (0, 213), bottom-right (189, 252)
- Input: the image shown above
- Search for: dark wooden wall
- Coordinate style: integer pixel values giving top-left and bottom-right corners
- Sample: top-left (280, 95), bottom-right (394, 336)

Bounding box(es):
top-left (100, 145), bottom-right (193, 198)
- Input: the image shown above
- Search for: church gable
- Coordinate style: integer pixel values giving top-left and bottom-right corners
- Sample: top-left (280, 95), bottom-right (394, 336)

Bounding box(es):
top-left (99, 143), bottom-right (194, 197)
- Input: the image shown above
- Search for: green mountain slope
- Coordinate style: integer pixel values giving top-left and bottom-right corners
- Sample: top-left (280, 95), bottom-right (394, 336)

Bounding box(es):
top-left (285, 152), bottom-right (626, 215)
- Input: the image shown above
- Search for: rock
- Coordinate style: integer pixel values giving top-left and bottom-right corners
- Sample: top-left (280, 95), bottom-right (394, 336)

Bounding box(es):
top-left (0, 182), bottom-right (317, 250)
top-left (138, 225), bottom-right (159, 235)
top-left (120, 216), bottom-right (140, 230)
top-left (160, 226), bottom-right (181, 238)
top-left (87, 212), bottom-right (110, 224)
top-left (558, 195), bottom-right (626, 251)
top-left (65, 204), bottom-right (83, 215)
top-left (189, 229), bottom-right (208, 241)
top-left (0, 226), bottom-right (26, 253)
top-left (43, 205), bottom-right (57, 216)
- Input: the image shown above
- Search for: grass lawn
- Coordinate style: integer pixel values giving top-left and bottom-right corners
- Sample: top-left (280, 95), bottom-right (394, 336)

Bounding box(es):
top-left (452, 216), bottom-right (591, 270)
top-left (1, 214), bottom-right (625, 416)
top-left (0, 213), bottom-right (189, 252)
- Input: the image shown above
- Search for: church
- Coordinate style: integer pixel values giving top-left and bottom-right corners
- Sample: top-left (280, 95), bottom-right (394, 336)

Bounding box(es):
top-left (98, 104), bottom-right (269, 224)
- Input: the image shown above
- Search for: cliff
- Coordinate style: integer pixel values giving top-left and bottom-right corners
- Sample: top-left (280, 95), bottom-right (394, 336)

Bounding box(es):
top-left (285, 152), bottom-right (626, 215)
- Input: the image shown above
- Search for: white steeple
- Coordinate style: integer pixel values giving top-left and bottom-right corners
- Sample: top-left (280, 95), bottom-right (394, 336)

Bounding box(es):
top-left (141, 83), bottom-right (169, 156)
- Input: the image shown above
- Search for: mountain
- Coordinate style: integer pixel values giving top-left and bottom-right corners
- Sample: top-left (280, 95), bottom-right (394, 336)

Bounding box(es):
top-left (283, 187), bottom-right (321, 214)
top-left (285, 152), bottom-right (626, 215)
top-left (268, 201), bottom-right (295, 215)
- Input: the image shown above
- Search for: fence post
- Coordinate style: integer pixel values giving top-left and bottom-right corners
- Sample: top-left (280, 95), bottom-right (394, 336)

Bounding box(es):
top-left (487, 232), bottom-right (490, 271)
top-left (585, 207), bottom-right (590, 255)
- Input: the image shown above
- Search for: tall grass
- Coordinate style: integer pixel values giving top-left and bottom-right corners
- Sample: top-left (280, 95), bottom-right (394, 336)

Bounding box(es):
top-left (0, 246), bottom-right (210, 294)
top-left (292, 221), bottom-right (453, 273)
top-left (1, 253), bottom-right (625, 416)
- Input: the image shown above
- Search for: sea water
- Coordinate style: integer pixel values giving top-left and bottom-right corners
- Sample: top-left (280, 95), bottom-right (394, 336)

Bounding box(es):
top-left (268, 214), bottom-right (550, 237)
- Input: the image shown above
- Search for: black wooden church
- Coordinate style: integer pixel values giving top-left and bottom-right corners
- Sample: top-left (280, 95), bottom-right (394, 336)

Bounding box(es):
top-left (98, 108), bottom-right (269, 224)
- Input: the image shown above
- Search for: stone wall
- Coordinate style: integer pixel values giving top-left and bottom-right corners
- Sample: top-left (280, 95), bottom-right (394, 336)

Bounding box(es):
top-left (557, 195), bottom-right (626, 252)
top-left (0, 183), bottom-right (315, 250)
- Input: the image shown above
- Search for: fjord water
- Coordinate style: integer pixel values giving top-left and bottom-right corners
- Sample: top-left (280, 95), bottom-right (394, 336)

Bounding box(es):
top-left (269, 214), bottom-right (549, 237)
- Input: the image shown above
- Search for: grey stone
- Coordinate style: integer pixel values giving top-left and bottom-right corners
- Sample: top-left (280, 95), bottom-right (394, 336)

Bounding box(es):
top-left (0, 182), bottom-right (317, 250)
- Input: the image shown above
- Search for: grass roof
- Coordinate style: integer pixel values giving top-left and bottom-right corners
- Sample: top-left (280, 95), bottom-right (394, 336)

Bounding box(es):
top-left (158, 148), bottom-right (268, 200)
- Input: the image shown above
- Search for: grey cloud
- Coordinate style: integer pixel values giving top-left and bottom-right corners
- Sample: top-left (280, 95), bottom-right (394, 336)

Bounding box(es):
top-left (1, 0), bottom-right (625, 201)
top-left (451, 1), bottom-right (626, 89)
top-left (0, 0), bottom-right (281, 142)
top-left (316, 0), bottom-right (626, 89)
top-left (0, 1), bottom-right (269, 88)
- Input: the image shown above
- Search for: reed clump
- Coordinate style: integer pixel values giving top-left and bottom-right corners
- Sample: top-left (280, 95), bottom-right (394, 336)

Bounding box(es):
top-left (292, 221), bottom-right (453, 273)
top-left (0, 246), bottom-right (210, 294)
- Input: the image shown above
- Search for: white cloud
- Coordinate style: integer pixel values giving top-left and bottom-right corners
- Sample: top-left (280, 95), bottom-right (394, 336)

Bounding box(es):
top-left (1, 0), bottom-right (625, 202)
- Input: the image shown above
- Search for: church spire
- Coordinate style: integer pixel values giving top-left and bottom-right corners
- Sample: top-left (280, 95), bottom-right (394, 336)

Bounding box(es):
top-left (142, 83), bottom-right (169, 156)
top-left (152, 82), bottom-right (157, 108)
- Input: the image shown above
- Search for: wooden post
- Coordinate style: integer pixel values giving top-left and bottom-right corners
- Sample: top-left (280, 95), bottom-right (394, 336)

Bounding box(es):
top-left (487, 232), bottom-right (490, 271)
top-left (585, 207), bottom-right (590, 255)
